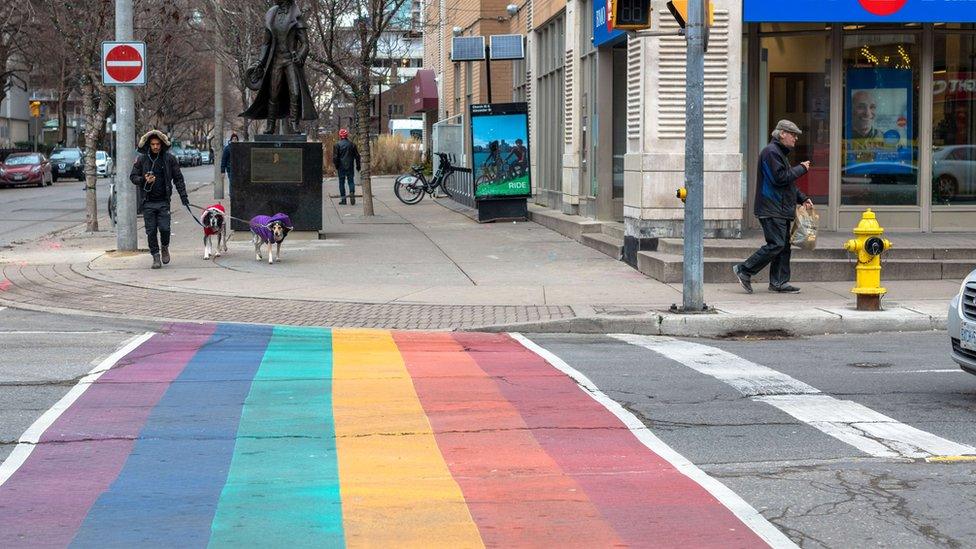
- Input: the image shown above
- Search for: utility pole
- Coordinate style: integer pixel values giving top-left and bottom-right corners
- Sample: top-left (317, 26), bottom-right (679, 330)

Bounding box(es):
top-left (213, 38), bottom-right (224, 200)
top-left (682, 0), bottom-right (705, 311)
top-left (115, 0), bottom-right (137, 251)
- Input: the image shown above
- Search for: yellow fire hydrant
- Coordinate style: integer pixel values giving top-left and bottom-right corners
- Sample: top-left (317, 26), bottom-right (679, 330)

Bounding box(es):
top-left (843, 209), bottom-right (892, 311)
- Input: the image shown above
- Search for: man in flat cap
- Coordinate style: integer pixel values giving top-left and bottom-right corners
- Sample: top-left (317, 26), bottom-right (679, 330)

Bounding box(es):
top-left (733, 120), bottom-right (813, 294)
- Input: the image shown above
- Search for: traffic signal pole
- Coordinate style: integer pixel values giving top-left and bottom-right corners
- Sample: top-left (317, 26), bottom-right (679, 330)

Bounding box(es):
top-left (115, 0), bottom-right (138, 251)
top-left (682, 0), bottom-right (705, 311)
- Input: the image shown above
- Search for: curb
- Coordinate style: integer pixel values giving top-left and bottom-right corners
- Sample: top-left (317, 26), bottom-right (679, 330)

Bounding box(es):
top-left (468, 306), bottom-right (947, 337)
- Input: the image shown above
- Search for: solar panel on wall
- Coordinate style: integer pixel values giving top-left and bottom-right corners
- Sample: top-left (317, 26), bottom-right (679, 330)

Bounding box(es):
top-left (451, 36), bottom-right (486, 61)
top-left (488, 35), bottom-right (525, 61)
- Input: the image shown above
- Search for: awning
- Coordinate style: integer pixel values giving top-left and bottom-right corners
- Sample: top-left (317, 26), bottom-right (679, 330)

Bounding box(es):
top-left (410, 70), bottom-right (438, 114)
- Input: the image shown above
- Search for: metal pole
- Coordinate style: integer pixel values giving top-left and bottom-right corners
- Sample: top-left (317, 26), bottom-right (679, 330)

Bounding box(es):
top-left (213, 50), bottom-right (224, 200)
top-left (115, 0), bottom-right (137, 251)
top-left (682, 0), bottom-right (705, 311)
top-left (484, 46), bottom-right (493, 103)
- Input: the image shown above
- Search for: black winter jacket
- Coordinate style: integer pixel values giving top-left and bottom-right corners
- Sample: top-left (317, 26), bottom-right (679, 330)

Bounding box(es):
top-left (332, 138), bottom-right (361, 172)
top-left (754, 139), bottom-right (808, 219)
top-left (130, 147), bottom-right (188, 205)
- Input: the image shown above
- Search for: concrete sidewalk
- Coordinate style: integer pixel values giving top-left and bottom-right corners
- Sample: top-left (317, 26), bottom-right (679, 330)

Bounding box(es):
top-left (0, 177), bottom-right (960, 335)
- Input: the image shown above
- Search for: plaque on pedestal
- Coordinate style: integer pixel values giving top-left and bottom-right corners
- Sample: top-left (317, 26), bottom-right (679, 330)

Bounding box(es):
top-left (229, 139), bottom-right (323, 232)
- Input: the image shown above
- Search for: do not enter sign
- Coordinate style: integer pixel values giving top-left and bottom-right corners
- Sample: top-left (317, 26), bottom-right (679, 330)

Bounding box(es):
top-left (102, 42), bottom-right (146, 86)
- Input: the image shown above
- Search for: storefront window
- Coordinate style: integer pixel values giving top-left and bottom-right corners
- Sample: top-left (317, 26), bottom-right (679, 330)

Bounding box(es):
top-left (842, 33), bottom-right (920, 206)
top-left (932, 31), bottom-right (976, 206)
top-left (761, 32), bottom-right (831, 204)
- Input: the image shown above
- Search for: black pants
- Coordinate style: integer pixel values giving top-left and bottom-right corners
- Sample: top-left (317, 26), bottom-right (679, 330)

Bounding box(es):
top-left (741, 217), bottom-right (792, 288)
top-left (143, 201), bottom-right (171, 256)
top-left (338, 168), bottom-right (355, 198)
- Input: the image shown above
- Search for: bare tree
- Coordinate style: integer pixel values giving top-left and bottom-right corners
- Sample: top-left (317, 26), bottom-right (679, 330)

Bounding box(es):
top-left (0, 2), bottom-right (34, 106)
top-left (134, 1), bottom-right (214, 138)
top-left (307, 0), bottom-right (412, 216)
top-left (198, 0), bottom-right (271, 140)
top-left (29, 0), bottom-right (114, 232)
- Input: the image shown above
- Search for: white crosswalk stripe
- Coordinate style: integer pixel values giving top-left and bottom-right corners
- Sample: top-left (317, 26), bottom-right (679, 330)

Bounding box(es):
top-left (612, 334), bottom-right (976, 459)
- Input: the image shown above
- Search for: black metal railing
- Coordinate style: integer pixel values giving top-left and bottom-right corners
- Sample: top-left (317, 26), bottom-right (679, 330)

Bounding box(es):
top-left (438, 153), bottom-right (475, 209)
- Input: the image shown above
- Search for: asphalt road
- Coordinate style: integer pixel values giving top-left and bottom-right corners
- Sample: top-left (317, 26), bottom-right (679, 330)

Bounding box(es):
top-left (1, 306), bottom-right (973, 547)
top-left (0, 164), bottom-right (214, 247)
top-left (531, 331), bottom-right (976, 549)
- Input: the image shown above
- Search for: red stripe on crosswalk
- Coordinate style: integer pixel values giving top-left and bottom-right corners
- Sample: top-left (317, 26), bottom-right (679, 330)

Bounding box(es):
top-left (452, 332), bottom-right (768, 548)
top-left (394, 331), bottom-right (624, 546)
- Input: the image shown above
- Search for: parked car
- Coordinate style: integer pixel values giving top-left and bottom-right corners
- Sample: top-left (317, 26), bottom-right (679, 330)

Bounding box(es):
top-left (187, 148), bottom-right (202, 166)
top-left (171, 147), bottom-right (189, 167)
top-left (949, 271), bottom-right (976, 376)
top-left (96, 150), bottom-right (115, 178)
top-left (50, 148), bottom-right (85, 182)
top-left (201, 150), bottom-right (212, 164)
top-left (0, 152), bottom-right (53, 187)
top-left (932, 145), bottom-right (976, 202)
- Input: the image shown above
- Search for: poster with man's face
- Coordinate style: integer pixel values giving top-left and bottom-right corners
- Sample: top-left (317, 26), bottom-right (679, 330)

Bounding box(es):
top-left (845, 69), bottom-right (914, 171)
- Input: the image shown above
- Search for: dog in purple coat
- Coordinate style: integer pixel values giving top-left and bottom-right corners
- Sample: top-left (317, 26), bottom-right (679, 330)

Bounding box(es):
top-left (250, 213), bottom-right (292, 264)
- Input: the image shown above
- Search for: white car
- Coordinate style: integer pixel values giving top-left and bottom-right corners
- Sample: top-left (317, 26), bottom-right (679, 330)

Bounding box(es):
top-left (933, 145), bottom-right (976, 202)
top-left (96, 150), bottom-right (115, 178)
top-left (948, 270), bottom-right (976, 375)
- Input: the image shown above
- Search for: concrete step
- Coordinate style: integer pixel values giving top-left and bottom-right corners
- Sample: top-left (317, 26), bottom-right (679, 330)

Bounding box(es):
top-left (581, 232), bottom-right (624, 261)
top-left (527, 208), bottom-right (602, 241)
top-left (636, 251), bottom-right (976, 283)
top-left (657, 238), bottom-right (976, 261)
top-left (601, 222), bottom-right (626, 241)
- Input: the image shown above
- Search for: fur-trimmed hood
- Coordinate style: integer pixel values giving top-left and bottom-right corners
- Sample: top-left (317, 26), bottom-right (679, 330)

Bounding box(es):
top-left (137, 130), bottom-right (172, 154)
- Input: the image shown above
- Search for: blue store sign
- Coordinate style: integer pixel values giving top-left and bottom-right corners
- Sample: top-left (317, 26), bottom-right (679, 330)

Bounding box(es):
top-left (745, 0), bottom-right (976, 23)
top-left (593, 0), bottom-right (626, 48)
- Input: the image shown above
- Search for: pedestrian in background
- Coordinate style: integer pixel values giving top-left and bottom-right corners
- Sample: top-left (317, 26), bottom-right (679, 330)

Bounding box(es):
top-left (332, 128), bottom-right (361, 205)
top-left (733, 119), bottom-right (813, 294)
top-left (130, 130), bottom-right (189, 270)
top-left (220, 133), bottom-right (238, 190)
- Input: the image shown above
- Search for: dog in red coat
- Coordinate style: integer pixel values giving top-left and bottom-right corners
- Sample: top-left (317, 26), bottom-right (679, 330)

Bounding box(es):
top-left (201, 203), bottom-right (228, 260)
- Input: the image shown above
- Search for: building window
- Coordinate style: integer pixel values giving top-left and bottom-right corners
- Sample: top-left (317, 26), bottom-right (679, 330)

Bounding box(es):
top-left (841, 32), bottom-right (920, 206)
top-left (536, 13), bottom-right (566, 204)
top-left (760, 30), bottom-right (831, 205)
top-left (932, 28), bottom-right (976, 206)
top-left (513, 57), bottom-right (528, 102)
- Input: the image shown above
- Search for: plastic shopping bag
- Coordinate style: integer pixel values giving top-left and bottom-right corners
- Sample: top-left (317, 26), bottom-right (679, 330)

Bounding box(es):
top-left (791, 205), bottom-right (819, 250)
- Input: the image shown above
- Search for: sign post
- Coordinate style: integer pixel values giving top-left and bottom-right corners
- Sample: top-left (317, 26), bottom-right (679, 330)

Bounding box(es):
top-left (103, 25), bottom-right (145, 251)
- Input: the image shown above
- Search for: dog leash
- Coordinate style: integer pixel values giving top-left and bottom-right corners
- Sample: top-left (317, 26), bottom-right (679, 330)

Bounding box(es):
top-left (187, 203), bottom-right (281, 230)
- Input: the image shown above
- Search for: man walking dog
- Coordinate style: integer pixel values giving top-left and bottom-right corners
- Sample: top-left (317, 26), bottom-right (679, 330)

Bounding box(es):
top-left (733, 120), bottom-right (814, 294)
top-left (332, 128), bottom-right (361, 205)
top-left (130, 130), bottom-right (190, 269)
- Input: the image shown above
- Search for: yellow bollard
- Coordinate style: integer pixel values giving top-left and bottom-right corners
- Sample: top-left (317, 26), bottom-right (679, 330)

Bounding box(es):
top-left (843, 209), bottom-right (892, 311)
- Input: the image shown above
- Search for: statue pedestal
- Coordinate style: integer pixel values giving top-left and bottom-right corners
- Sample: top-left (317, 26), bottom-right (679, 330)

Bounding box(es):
top-left (229, 138), bottom-right (323, 233)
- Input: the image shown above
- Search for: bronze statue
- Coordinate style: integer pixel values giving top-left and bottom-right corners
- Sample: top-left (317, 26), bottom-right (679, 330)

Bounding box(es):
top-left (241, 0), bottom-right (319, 134)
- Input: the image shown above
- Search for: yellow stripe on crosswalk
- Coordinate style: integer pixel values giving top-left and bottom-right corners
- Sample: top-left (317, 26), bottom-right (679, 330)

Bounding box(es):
top-left (332, 328), bottom-right (484, 548)
top-left (925, 455), bottom-right (976, 463)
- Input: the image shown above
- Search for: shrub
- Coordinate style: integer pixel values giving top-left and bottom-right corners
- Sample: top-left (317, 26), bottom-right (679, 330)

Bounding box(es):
top-left (321, 133), bottom-right (422, 177)
top-left (371, 134), bottom-right (422, 175)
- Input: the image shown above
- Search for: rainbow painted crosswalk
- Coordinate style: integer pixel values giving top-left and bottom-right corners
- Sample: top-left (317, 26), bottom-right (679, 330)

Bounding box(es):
top-left (0, 324), bottom-right (769, 548)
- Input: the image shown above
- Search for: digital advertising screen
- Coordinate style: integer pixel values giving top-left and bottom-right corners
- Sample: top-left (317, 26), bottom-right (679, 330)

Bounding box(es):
top-left (469, 103), bottom-right (531, 200)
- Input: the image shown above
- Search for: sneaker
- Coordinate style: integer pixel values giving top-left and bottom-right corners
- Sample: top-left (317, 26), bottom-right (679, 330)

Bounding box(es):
top-left (732, 265), bottom-right (753, 294)
top-left (151, 254), bottom-right (162, 269)
top-left (769, 284), bottom-right (801, 294)
top-left (350, 196), bottom-right (356, 206)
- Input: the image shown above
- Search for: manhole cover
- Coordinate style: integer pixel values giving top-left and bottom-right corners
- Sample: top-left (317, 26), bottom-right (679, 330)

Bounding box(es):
top-left (849, 362), bottom-right (892, 369)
